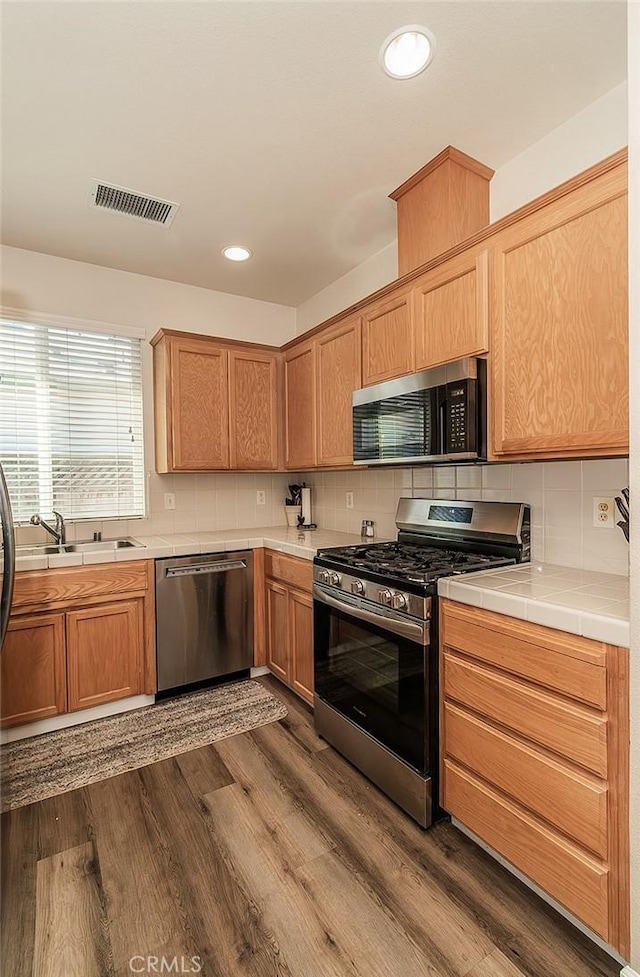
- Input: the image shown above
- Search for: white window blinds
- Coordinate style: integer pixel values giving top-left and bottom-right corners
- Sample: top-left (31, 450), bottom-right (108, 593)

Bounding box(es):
top-left (0, 316), bottom-right (145, 523)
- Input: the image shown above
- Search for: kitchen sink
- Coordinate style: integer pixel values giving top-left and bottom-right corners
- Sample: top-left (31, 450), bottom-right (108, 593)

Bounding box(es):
top-left (16, 537), bottom-right (145, 557)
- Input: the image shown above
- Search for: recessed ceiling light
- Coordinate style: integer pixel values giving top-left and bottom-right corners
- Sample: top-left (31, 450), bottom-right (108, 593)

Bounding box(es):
top-left (222, 245), bottom-right (252, 262)
top-left (380, 26), bottom-right (435, 80)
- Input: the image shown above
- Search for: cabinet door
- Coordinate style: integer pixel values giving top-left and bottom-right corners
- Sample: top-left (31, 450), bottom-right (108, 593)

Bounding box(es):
top-left (316, 317), bottom-right (362, 466)
top-left (170, 337), bottom-right (230, 470)
top-left (491, 167), bottom-right (628, 459)
top-left (413, 250), bottom-right (489, 370)
top-left (66, 600), bottom-right (144, 712)
top-left (362, 289), bottom-right (413, 386)
top-left (284, 340), bottom-right (317, 469)
top-left (229, 349), bottom-right (279, 469)
top-left (289, 588), bottom-right (314, 705)
top-left (265, 580), bottom-right (289, 683)
top-left (1, 613), bottom-right (66, 727)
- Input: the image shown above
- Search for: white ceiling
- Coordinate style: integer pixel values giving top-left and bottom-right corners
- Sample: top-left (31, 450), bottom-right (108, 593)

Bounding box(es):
top-left (1, 1), bottom-right (627, 307)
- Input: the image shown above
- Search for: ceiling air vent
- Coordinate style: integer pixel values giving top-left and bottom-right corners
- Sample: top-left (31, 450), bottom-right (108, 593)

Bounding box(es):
top-left (90, 180), bottom-right (179, 226)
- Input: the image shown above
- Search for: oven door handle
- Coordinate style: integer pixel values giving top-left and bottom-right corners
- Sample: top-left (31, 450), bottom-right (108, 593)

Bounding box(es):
top-left (313, 584), bottom-right (428, 645)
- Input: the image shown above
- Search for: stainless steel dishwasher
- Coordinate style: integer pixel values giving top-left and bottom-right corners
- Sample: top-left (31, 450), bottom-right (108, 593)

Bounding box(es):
top-left (155, 550), bottom-right (253, 693)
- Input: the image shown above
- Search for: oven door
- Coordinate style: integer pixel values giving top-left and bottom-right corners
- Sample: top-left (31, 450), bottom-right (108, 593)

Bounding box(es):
top-left (313, 584), bottom-right (430, 774)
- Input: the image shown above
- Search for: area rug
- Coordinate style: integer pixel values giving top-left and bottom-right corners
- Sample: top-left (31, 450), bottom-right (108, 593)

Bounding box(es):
top-left (0, 680), bottom-right (287, 812)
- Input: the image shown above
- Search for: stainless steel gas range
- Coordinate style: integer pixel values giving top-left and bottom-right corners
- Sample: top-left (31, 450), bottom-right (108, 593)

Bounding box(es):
top-left (313, 497), bottom-right (530, 828)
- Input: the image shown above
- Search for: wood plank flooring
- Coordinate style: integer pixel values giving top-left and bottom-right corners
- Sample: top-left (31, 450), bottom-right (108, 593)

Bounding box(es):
top-left (1, 677), bottom-right (619, 977)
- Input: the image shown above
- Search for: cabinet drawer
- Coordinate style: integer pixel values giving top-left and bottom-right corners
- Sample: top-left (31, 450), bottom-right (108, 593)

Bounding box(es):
top-left (12, 562), bottom-right (151, 610)
top-left (443, 653), bottom-right (607, 776)
top-left (441, 601), bottom-right (606, 708)
top-left (443, 759), bottom-right (609, 940)
top-left (443, 702), bottom-right (607, 857)
top-left (265, 551), bottom-right (313, 592)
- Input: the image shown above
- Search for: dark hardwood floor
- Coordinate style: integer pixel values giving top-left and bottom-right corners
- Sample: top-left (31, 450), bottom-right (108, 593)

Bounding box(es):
top-left (1, 677), bottom-right (619, 977)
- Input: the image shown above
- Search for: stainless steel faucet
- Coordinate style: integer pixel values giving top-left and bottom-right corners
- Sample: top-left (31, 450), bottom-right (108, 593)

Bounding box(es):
top-left (30, 511), bottom-right (66, 545)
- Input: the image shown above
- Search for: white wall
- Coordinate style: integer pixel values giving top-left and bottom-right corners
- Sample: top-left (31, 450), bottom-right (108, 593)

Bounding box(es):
top-left (1, 245), bottom-right (298, 538)
top-left (295, 240), bottom-right (398, 335)
top-left (626, 3), bottom-right (639, 969)
top-left (295, 82), bottom-right (628, 337)
top-left (490, 82), bottom-right (628, 220)
top-left (0, 245), bottom-right (296, 345)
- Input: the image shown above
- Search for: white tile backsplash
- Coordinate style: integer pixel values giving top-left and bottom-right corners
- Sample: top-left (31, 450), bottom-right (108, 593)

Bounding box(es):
top-left (23, 459), bottom-right (627, 577)
top-left (299, 458), bottom-right (629, 575)
top-left (15, 472), bottom-right (299, 545)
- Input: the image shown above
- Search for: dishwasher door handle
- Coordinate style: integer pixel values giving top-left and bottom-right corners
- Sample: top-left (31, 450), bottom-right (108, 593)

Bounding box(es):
top-left (165, 560), bottom-right (247, 577)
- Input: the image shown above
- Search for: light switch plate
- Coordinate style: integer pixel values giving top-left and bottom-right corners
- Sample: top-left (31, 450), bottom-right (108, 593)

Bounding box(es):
top-left (256, 491), bottom-right (266, 506)
top-left (346, 492), bottom-right (354, 509)
top-left (164, 493), bottom-right (175, 511)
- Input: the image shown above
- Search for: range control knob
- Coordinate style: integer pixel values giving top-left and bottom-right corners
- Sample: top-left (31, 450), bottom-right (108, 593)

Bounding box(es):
top-left (317, 570), bottom-right (330, 584)
top-left (328, 571), bottom-right (342, 587)
top-left (378, 589), bottom-right (393, 606)
top-left (351, 579), bottom-right (365, 595)
top-left (391, 593), bottom-right (407, 610)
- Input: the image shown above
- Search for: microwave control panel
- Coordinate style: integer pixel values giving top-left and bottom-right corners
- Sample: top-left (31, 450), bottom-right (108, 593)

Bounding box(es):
top-left (445, 378), bottom-right (476, 453)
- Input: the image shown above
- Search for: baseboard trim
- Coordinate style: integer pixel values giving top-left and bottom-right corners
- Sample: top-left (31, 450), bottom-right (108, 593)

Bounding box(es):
top-left (0, 695), bottom-right (155, 743)
top-left (250, 665), bottom-right (270, 677)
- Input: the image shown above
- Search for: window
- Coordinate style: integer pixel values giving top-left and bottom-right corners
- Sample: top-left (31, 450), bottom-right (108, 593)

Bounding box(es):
top-left (0, 314), bottom-right (145, 523)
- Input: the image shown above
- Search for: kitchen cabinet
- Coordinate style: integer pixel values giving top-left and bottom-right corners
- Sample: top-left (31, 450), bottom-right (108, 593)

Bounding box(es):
top-left (1, 613), bottom-right (66, 726)
top-left (316, 317), bottom-right (361, 467)
top-left (155, 333), bottom-right (230, 471)
top-left (66, 599), bottom-right (144, 712)
top-left (362, 288), bottom-right (414, 386)
top-left (229, 349), bottom-right (279, 469)
top-left (440, 599), bottom-right (629, 957)
top-left (152, 330), bottom-right (280, 472)
top-left (412, 249), bottom-right (489, 370)
top-left (265, 580), bottom-right (289, 684)
top-left (490, 155), bottom-right (628, 460)
top-left (1, 562), bottom-right (156, 728)
top-left (265, 550), bottom-right (314, 704)
top-left (284, 339), bottom-right (317, 470)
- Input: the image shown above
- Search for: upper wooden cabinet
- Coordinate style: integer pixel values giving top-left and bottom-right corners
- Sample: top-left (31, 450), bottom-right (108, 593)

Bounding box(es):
top-left (490, 157), bottom-right (628, 460)
top-left (390, 146), bottom-right (493, 275)
top-left (413, 249), bottom-right (489, 370)
top-left (154, 333), bottom-right (230, 471)
top-left (316, 317), bottom-right (361, 467)
top-left (229, 349), bottom-right (279, 469)
top-left (284, 339), bottom-right (317, 470)
top-left (152, 330), bottom-right (280, 472)
top-left (362, 288), bottom-right (414, 386)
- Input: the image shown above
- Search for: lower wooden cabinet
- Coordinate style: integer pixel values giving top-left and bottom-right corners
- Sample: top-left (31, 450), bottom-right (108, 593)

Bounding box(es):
top-left (265, 550), bottom-right (314, 704)
top-left (1, 562), bottom-right (156, 728)
top-left (1, 613), bottom-right (67, 726)
top-left (289, 589), bottom-right (314, 704)
top-left (440, 599), bottom-right (629, 957)
top-left (265, 580), bottom-right (289, 685)
top-left (66, 600), bottom-right (144, 712)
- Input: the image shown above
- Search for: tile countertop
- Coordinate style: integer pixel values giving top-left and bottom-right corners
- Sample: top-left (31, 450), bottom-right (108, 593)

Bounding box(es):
top-left (438, 562), bottom-right (630, 649)
top-left (10, 527), bottom-right (376, 573)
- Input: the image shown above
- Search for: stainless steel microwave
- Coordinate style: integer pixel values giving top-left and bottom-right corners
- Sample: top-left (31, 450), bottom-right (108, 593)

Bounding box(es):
top-left (352, 358), bottom-right (486, 466)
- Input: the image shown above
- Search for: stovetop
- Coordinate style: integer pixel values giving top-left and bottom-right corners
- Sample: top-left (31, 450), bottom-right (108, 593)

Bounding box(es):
top-left (316, 540), bottom-right (515, 587)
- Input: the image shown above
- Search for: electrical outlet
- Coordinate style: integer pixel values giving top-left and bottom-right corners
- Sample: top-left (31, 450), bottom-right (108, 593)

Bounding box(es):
top-left (346, 492), bottom-right (354, 509)
top-left (164, 493), bottom-right (175, 511)
top-left (593, 497), bottom-right (615, 528)
top-left (256, 490), bottom-right (266, 506)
